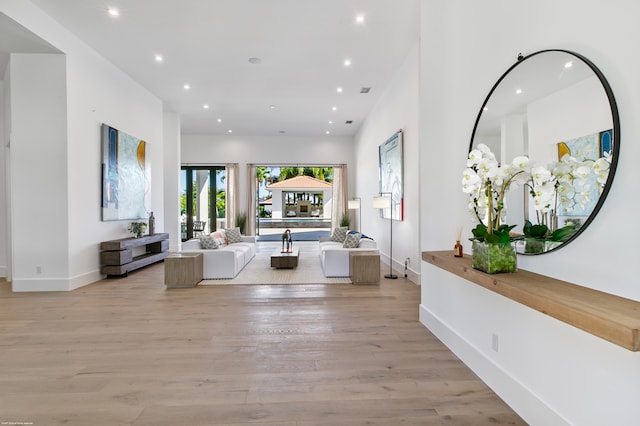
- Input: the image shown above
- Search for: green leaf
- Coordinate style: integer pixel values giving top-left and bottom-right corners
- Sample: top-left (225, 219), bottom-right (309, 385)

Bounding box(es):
top-left (471, 224), bottom-right (488, 240)
top-left (549, 225), bottom-right (577, 242)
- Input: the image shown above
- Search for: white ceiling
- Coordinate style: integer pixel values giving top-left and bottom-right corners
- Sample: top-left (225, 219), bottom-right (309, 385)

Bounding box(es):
top-left (23, 0), bottom-right (420, 136)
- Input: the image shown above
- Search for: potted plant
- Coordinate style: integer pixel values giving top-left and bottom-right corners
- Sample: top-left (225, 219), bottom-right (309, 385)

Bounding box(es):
top-left (462, 144), bottom-right (530, 273)
top-left (340, 211), bottom-right (351, 228)
top-left (235, 212), bottom-right (247, 235)
top-left (127, 222), bottom-right (147, 238)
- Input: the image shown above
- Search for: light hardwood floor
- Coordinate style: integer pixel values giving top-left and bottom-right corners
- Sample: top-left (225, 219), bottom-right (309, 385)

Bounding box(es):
top-left (0, 258), bottom-right (525, 425)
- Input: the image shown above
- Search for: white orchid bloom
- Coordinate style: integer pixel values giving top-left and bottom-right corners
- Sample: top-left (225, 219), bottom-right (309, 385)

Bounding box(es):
top-left (462, 169), bottom-right (481, 194)
top-left (574, 165), bottom-right (592, 180)
top-left (512, 156), bottom-right (530, 171)
top-left (467, 149), bottom-right (484, 167)
top-left (531, 166), bottom-right (552, 184)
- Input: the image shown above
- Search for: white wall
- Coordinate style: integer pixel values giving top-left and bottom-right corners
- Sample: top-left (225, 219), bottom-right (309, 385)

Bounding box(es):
top-left (419, 1), bottom-right (640, 425)
top-left (9, 54), bottom-right (68, 290)
top-left (181, 134), bottom-right (354, 232)
top-left (163, 111), bottom-right (181, 252)
top-left (0, 78), bottom-right (7, 278)
top-left (2, 1), bottom-right (164, 290)
top-left (353, 42), bottom-right (420, 283)
top-left (528, 76), bottom-right (612, 162)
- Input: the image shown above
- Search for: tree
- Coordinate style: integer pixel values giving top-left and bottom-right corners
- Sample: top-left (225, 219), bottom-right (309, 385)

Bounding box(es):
top-left (256, 167), bottom-right (271, 187)
top-left (216, 189), bottom-right (226, 218)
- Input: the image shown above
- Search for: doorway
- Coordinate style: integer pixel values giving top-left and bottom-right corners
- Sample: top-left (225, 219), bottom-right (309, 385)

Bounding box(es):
top-left (180, 166), bottom-right (225, 241)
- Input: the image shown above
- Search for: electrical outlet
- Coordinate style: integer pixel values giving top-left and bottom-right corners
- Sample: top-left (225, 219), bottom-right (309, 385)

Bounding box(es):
top-left (491, 333), bottom-right (500, 352)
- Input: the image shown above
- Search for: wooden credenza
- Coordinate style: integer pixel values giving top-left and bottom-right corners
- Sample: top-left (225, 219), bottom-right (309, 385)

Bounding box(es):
top-left (100, 233), bottom-right (169, 276)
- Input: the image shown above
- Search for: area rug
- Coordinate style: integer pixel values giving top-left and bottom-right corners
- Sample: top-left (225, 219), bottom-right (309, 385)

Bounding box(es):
top-left (199, 242), bottom-right (351, 285)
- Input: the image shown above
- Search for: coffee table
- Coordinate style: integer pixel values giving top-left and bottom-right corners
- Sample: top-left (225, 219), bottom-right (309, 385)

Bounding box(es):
top-left (270, 247), bottom-right (299, 269)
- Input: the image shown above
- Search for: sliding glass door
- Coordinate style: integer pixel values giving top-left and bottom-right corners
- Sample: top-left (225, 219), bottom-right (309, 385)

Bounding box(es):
top-left (180, 166), bottom-right (225, 241)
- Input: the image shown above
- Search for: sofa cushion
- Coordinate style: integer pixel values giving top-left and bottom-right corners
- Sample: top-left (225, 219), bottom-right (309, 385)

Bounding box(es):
top-left (225, 227), bottom-right (243, 244)
top-left (330, 226), bottom-right (348, 242)
top-left (343, 232), bottom-right (361, 248)
top-left (199, 235), bottom-right (219, 249)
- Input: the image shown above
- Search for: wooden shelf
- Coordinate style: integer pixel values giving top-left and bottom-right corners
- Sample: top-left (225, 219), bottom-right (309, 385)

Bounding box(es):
top-left (422, 250), bottom-right (640, 351)
top-left (101, 233), bottom-right (169, 276)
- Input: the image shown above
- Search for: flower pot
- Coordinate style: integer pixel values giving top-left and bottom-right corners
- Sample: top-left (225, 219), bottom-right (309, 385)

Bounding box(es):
top-left (544, 240), bottom-right (562, 251)
top-left (524, 237), bottom-right (545, 254)
top-left (471, 240), bottom-right (517, 274)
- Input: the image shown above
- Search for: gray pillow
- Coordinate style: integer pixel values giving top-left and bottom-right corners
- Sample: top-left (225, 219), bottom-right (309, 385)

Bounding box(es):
top-left (224, 227), bottom-right (243, 244)
top-left (330, 226), bottom-right (348, 243)
top-left (343, 232), bottom-right (361, 248)
top-left (199, 235), bottom-right (219, 249)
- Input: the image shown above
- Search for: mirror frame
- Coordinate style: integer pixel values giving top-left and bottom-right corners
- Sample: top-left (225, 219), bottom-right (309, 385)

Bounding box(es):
top-left (469, 49), bottom-right (620, 254)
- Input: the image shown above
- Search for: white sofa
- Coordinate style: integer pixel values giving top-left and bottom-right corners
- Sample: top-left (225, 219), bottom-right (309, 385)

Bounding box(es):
top-left (319, 236), bottom-right (378, 277)
top-left (180, 236), bottom-right (256, 279)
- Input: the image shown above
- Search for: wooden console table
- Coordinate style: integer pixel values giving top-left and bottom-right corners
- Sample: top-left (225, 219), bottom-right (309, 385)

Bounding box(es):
top-left (101, 233), bottom-right (169, 276)
top-left (422, 250), bottom-right (640, 351)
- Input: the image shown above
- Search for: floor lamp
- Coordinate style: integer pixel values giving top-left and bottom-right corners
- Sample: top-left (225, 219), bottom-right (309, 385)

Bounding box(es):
top-left (348, 198), bottom-right (361, 232)
top-left (373, 193), bottom-right (397, 279)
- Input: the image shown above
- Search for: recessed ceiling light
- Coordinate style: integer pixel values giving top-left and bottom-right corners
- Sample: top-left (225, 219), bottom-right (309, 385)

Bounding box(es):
top-left (483, 106), bottom-right (489, 111)
top-left (355, 14), bottom-right (365, 24)
top-left (344, 59), bottom-right (352, 67)
top-left (328, 120), bottom-right (333, 124)
top-left (217, 118), bottom-right (222, 123)
top-left (565, 61), bottom-right (573, 68)
top-left (203, 104), bottom-right (209, 109)
top-left (336, 87), bottom-right (343, 93)
top-left (183, 84), bottom-right (191, 90)
top-left (516, 89), bottom-right (523, 95)
top-left (228, 129), bottom-right (233, 133)
top-left (325, 131), bottom-right (331, 135)
top-left (107, 7), bottom-right (119, 17)
top-left (154, 54), bottom-right (163, 63)
top-left (332, 106), bottom-right (337, 111)
top-left (269, 105), bottom-right (277, 109)
top-left (248, 57), bottom-right (262, 64)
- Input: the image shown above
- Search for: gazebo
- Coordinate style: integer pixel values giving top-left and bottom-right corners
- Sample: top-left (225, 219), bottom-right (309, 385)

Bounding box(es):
top-left (266, 176), bottom-right (333, 219)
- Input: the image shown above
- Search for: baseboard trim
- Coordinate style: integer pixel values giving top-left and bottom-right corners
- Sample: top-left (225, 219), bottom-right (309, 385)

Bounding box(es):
top-left (419, 304), bottom-right (569, 426)
top-left (11, 270), bottom-right (103, 292)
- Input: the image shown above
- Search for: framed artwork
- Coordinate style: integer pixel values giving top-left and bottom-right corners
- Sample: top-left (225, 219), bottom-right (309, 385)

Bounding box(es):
top-left (101, 124), bottom-right (150, 221)
top-left (378, 129), bottom-right (404, 221)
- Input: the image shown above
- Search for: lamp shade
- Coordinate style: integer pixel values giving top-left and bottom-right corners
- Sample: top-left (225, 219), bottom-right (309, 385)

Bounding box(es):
top-left (373, 195), bottom-right (391, 209)
top-left (348, 199), bottom-right (361, 209)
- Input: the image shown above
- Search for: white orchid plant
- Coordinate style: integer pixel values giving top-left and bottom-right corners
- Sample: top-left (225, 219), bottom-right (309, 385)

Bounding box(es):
top-left (523, 151), bottom-right (612, 242)
top-left (463, 143), bottom-right (613, 246)
top-left (462, 144), bottom-right (530, 245)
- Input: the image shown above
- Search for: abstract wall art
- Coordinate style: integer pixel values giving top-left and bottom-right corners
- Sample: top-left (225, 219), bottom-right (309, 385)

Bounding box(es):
top-left (378, 129), bottom-right (404, 221)
top-left (101, 123), bottom-right (150, 221)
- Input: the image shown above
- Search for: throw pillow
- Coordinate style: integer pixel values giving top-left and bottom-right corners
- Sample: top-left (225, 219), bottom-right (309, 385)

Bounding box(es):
top-left (199, 235), bottom-right (219, 249)
top-left (343, 232), bottom-right (361, 248)
top-left (225, 227), bottom-right (243, 244)
top-left (330, 226), bottom-right (348, 243)
top-left (211, 231), bottom-right (226, 246)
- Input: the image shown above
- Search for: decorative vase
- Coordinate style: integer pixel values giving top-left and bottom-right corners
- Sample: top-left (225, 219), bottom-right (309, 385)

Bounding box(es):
top-left (524, 237), bottom-right (545, 254)
top-left (471, 240), bottom-right (517, 274)
top-left (544, 240), bottom-right (562, 252)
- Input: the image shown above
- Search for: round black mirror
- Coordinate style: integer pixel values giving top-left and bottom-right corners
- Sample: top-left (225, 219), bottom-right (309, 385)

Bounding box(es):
top-left (469, 50), bottom-right (619, 254)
